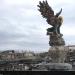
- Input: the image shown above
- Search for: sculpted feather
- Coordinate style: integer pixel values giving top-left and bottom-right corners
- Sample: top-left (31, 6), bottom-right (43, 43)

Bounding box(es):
top-left (37, 0), bottom-right (63, 34)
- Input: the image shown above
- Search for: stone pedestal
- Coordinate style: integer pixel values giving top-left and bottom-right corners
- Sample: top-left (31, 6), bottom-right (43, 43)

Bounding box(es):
top-left (47, 63), bottom-right (72, 71)
top-left (45, 28), bottom-right (72, 70)
top-left (48, 46), bottom-right (68, 63)
top-left (32, 63), bottom-right (72, 71)
top-left (47, 46), bottom-right (72, 71)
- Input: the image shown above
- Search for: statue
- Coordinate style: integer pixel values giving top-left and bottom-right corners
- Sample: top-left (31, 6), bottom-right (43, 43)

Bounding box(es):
top-left (34, 0), bottom-right (72, 70)
top-left (37, 0), bottom-right (65, 46)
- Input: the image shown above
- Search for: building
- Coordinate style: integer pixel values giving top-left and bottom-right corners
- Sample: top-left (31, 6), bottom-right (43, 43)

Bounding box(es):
top-left (0, 50), bottom-right (35, 61)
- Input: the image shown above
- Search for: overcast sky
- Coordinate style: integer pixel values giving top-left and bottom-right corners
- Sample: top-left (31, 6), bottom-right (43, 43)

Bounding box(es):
top-left (0, 0), bottom-right (75, 52)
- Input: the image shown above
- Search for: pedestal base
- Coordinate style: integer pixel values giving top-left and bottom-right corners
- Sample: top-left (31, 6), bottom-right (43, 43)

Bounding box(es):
top-left (46, 63), bottom-right (72, 71)
top-left (48, 46), bottom-right (68, 63)
top-left (32, 63), bottom-right (72, 71)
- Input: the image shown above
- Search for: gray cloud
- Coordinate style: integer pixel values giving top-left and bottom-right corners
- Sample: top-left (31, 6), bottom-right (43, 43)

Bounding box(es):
top-left (0, 0), bottom-right (75, 52)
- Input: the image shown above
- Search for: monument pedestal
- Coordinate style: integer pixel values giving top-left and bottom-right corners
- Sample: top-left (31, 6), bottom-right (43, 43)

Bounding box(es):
top-left (46, 63), bottom-right (72, 71)
top-left (32, 63), bottom-right (72, 71)
top-left (48, 46), bottom-right (68, 63)
top-left (47, 46), bottom-right (72, 71)
top-left (45, 32), bottom-right (72, 70)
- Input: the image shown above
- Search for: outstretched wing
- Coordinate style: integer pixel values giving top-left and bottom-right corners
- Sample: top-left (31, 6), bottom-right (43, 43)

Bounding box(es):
top-left (37, 0), bottom-right (54, 19)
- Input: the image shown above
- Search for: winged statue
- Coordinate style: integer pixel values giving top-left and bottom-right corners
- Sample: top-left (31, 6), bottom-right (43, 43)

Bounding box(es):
top-left (37, 0), bottom-right (63, 35)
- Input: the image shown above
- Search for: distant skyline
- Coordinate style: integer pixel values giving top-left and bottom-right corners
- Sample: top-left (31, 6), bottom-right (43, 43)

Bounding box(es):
top-left (0, 0), bottom-right (75, 52)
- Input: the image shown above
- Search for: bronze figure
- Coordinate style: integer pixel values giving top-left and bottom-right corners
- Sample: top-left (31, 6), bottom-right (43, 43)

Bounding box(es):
top-left (37, 0), bottom-right (63, 35)
top-left (37, 0), bottom-right (65, 46)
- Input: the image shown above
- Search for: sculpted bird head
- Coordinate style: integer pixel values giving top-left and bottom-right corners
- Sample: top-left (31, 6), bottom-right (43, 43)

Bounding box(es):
top-left (58, 16), bottom-right (63, 25)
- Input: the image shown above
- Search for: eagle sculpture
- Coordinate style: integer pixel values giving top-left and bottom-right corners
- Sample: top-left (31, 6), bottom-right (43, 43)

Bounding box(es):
top-left (37, 0), bottom-right (63, 35)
